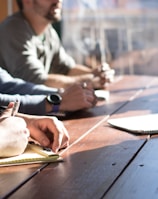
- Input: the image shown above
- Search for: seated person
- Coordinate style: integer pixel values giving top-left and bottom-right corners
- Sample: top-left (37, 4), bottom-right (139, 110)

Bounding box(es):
top-left (0, 67), bottom-right (97, 115)
top-left (0, 0), bottom-right (115, 89)
top-left (0, 102), bottom-right (69, 157)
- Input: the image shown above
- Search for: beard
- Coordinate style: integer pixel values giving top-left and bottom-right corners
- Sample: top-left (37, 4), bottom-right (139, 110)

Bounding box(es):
top-left (45, 7), bottom-right (62, 22)
top-left (33, 0), bottom-right (62, 23)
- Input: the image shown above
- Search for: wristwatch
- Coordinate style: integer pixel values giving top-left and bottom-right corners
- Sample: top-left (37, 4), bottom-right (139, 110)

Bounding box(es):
top-left (46, 93), bottom-right (62, 113)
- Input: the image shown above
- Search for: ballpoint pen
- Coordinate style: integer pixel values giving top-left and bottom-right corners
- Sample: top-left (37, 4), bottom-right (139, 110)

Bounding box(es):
top-left (28, 141), bottom-right (59, 157)
top-left (11, 100), bottom-right (20, 116)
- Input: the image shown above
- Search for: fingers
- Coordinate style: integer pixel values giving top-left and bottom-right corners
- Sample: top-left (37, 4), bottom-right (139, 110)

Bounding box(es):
top-left (80, 82), bottom-right (97, 107)
top-left (0, 102), bottom-right (14, 118)
top-left (29, 117), bottom-right (70, 153)
top-left (0, 101), bottom-right (21, 118)
top-left (7, 102), bottom-right (14, 109)
top-left (60, 83), bottom-right (97, 111)
top-left (51, 117), bottom-right (70, 152)
top-left (93, 71), bottom-right (115, 89)
top-left (83, 87), bottom-right (97, 107)
top-left (92, 63), bottom-right (115, 88)
top-left (54, 120), bottom-right (70, 150)
top-left (101, 69), bottom-right (115, 83)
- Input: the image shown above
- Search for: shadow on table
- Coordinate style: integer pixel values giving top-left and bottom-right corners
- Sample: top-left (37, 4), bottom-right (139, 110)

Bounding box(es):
top-left (35, 138), bottom-right (146, 199)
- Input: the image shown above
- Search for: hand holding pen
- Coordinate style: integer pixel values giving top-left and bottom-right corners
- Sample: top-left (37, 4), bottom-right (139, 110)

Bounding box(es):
top-left (0, 100), bottom-right (20, 118)
top-left (92, 62), bottom-right (115, 88)
top-left (100, 62), bottom-right (115, 84)
top-left (11, 100), bottom-right (20, 116)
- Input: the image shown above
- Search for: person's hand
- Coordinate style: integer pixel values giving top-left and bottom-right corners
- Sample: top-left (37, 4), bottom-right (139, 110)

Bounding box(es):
top-left (0, 103), bottom-right (30, 157)
top-left (92, 63), bottom-right (115, 88)
top-left (59, 83), bottom-right (97, 112)
top-left (22, 115), bottom-right (70, 153)
top-left (0, 102), bottom-right (14, 118)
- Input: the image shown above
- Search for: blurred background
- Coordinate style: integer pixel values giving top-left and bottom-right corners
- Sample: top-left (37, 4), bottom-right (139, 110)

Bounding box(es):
top-left (1, 0), bottom-right (158, 76)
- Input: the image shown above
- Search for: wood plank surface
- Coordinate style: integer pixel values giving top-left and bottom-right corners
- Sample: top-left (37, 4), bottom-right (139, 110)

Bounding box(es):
top-left (108, 76), bottom-right (158, 119)
top-left (103, 137), bottom-right (158, 199)
top-left (0, 164), bottom-right (49, 198)
top-left (0, 75), bottom-right (156, 199)
top-left (7, 75), bottom-right (155, 199)
top-left (8, 126), bottom-right (146, 199)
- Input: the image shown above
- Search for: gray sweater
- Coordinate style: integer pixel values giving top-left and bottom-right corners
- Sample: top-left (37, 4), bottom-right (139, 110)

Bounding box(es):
top-left (0, 12), bottom-right (75, 84)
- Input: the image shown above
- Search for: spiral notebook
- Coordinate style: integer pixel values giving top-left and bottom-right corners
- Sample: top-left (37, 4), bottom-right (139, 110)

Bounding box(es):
top-left (0, 142), bottom-right (63, 167)
top-left (108, 113), bottom-right (158, 134)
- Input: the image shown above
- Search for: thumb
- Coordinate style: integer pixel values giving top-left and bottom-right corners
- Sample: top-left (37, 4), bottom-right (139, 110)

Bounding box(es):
top-left (1, 102), bottom-right (14, 118)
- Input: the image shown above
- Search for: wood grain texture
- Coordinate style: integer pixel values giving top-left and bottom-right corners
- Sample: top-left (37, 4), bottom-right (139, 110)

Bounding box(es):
top-left (104, 138), bottom-right (158, 199)
top-left (0, 75), bottom-right (157, 199)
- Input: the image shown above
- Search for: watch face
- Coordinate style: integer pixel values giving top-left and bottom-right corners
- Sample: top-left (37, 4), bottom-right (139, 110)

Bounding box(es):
top-left (47, 94), bottom-right (62, 105)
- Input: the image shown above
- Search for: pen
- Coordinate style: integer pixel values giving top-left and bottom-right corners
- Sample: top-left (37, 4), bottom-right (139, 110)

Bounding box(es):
top-left (11, 100), bottom-right (20, 116)
top-left (28, 141), bottom-right (56, 157)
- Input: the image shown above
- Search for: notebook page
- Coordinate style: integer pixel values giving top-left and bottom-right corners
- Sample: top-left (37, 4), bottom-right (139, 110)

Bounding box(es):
top-left (108, 114), bottom-right (158, 134)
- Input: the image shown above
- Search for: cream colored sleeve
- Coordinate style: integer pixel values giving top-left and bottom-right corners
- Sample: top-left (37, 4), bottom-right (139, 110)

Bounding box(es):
top-left (0, 117), bottom-right (30, 157)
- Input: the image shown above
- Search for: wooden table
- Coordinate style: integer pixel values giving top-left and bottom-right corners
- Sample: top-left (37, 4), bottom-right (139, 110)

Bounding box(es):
top-left (1, 75), bottom-right (158, 199)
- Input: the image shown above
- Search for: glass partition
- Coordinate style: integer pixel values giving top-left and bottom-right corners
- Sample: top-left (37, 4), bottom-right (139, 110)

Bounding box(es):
top-left (62, 0), bottom-right (158, 76)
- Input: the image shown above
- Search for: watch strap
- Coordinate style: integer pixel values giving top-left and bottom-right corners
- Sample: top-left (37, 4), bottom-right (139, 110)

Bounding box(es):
top-left (52, 104), bottom-right (60, 113)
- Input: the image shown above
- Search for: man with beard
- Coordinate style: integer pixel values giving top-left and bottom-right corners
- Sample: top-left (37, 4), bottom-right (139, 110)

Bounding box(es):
top-left (0, 0), bottom-right (115, 89)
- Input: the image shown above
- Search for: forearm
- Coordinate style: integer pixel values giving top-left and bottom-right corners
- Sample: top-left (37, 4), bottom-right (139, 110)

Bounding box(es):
top-left (0, 94), bottom-right (47, 115)
top-left (45, 74), bottom-right (76, 89)
top-left (67, 64), bottom-right (92, 76)
top-left (0, 67), bottom-right (59, 95)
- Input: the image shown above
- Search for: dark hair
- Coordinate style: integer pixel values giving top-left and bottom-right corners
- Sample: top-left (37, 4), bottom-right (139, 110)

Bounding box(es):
top-left (16, 0), bottom-right (23, 10)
